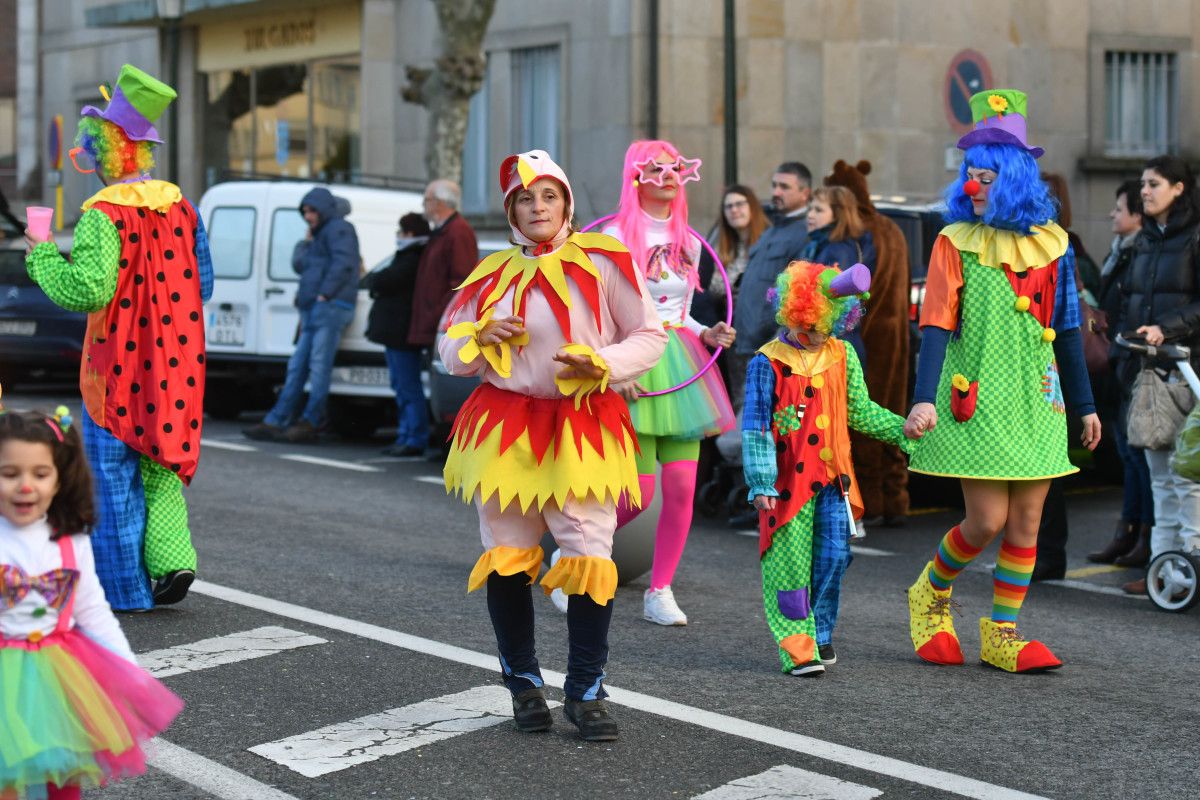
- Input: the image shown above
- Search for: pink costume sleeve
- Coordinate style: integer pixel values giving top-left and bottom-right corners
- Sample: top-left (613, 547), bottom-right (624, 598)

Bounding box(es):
top-left (437, 290), bottom-right (487, 377)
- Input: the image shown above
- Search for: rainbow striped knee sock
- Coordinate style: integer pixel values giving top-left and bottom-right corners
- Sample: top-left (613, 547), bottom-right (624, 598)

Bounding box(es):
top-left (928, 525), bottom-right (984, 591)
top-left (992, 541), bottom-right (1036, 622)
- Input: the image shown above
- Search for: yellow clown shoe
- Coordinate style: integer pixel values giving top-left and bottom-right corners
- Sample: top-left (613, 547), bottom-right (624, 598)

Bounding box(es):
top-left (979, 618), bottom-right (1062, 673)
top-left (907, 562), bottom-right (964, 665)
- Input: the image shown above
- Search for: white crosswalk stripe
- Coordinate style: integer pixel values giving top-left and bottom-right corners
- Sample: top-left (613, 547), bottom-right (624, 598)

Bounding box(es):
top-left (138, 626), bottom-right (327, 678)
top-left (248, 685), bottom-right (557, 778)
top-left (692, 764), bottom-right (882, 799)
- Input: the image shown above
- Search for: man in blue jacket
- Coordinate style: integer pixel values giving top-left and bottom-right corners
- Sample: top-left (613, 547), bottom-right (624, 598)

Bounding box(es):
top-left (733, 162), bottom-right (813, 355)
top-left (244, 187), bottom-right (361, 442)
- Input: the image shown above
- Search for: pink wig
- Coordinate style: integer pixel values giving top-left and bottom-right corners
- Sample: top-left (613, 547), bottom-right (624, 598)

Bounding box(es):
top-left (612, 139), bottom-right (693, 284)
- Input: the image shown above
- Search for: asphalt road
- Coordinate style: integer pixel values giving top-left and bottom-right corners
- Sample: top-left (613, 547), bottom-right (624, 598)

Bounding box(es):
top-left (3, 386), bottom-right (1197, 800)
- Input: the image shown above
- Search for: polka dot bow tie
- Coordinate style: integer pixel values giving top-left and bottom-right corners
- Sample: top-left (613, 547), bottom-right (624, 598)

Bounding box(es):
top-left (0, 565), bottom-right (79, 610)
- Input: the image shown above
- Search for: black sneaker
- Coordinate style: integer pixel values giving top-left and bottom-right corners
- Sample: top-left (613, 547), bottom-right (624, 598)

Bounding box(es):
top-left (563, 698), bottom-right (618, 741)
top-left (242, 422), bottom-right (283, 441)
top-left (511, 687), bottom-right (553, 732)
top-left (789, 660), bottom-right (826, 677)
top-left (818, 643), bottom-right (837, 665)
top-left (152, 569), bottom-right (195, 605)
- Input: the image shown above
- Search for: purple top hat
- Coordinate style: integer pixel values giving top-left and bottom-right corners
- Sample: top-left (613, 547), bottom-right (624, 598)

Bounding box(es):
top-left (956, 89), bottom-right (1044, 159)
top-left (79, 65), bottom-right (177, 144)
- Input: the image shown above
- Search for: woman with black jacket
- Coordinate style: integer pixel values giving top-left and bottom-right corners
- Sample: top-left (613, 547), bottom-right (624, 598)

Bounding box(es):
top-left (1114, 155), bottom-right (1200, 587)
top-left (365, 212), bottom-right (431, 456)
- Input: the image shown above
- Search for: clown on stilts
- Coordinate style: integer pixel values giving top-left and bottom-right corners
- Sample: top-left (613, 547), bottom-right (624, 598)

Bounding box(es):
top-left (24, 65), bottom-right (212, 611)
top-left (903, 89), bottom-right (1100, 672)
top-left (440, 150), bottom-right (666, 740)
top-left (744, 261), bottom-right (918, 676)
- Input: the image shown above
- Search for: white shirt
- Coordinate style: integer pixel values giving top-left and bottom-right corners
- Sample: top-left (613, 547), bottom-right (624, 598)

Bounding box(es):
top-left (604, 213), bottom-right (707, 336)
top-left (0, 516), bottom-right (136, 663)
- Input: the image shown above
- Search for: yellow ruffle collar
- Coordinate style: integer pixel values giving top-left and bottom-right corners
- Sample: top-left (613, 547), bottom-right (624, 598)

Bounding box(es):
top-left (758, 336), bottom-right (844, 377)
top-left (940, 221), bottom-right (1069, 273)
top-left (81, 179), bottom-right (183, 215)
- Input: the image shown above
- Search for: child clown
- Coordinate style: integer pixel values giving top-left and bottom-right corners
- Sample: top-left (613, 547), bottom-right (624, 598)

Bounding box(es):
top-left (743, 260), bottom-right (919, 676)
top-left (439, 150), bottom-right (667, 740)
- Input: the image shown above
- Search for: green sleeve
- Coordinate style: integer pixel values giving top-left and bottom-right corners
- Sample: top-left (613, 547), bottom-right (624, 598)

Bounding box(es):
top-left (26, 208), bottom-right (121, 312)
top-left (845, 344), bottom-right (915, 454)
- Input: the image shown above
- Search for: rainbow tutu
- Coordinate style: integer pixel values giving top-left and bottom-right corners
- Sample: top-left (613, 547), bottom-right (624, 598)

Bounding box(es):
top-left (0, 629), bottom-right (183, 795)
top-left (629, 327), bottom-right (735, 440)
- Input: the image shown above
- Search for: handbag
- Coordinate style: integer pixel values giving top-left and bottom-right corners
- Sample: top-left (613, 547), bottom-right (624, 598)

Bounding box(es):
top-left (1080, 302), bottom-right (1110, 376)
top-left (1127, 367), bottom-right (1196, 450)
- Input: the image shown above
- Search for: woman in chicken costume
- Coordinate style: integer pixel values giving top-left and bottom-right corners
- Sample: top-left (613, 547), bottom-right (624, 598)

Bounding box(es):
top-left (904, 90), bottom-right (1099, 672)
top-left (440, 151), bottom-right (667, 741)
top-left (24, 64), bottom-right (212, 612)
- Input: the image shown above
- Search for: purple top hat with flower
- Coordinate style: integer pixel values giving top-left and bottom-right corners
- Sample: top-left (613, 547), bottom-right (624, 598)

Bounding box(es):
top-left (956, 89), bottom-right (1044, 159)
top-left (79, 64), bottom-right (177, 144)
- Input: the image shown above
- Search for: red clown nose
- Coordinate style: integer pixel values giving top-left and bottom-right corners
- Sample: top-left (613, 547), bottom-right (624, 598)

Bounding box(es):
top-left (963, 179), bottom-right (982, 196)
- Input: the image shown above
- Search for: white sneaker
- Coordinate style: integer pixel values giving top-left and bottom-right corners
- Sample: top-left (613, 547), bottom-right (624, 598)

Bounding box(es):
top-left (547, 549), bottom-right (568, 613)
top-left (853, 519), bottom-right (867, 540)
top-left (643, 586), bottom-right (688, 626)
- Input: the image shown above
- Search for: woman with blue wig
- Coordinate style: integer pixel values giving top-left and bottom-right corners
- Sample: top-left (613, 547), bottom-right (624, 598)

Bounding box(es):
top-left (902, 90), bottom-right (1101, 673)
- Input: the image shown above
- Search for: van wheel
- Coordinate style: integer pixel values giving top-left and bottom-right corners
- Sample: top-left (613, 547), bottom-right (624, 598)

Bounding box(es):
top-left (204, 381), bottom-right (245, 420)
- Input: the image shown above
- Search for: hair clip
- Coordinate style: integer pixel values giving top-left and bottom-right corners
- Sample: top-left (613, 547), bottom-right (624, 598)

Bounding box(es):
top-left (51, 405), bottom-right (72, 437)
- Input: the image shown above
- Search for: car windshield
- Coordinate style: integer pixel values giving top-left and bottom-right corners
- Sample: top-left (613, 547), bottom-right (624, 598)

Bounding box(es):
top-left (0, 249), bottom-right (35, 287)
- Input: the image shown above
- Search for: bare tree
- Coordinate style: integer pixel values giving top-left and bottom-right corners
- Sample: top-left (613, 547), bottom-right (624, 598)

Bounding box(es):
top-left (402, 0), bottom-right (496, 184)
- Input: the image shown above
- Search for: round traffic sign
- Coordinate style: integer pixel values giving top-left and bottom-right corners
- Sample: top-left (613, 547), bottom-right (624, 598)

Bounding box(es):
top-left (944, 50), bottom-right (993, 134)
top-left (47, 115), bottom-right (63, 169)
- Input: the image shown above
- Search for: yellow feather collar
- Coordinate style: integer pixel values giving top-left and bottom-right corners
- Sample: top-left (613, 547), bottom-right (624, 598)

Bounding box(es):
top-left (940, 221), bottom-right (1069, 273)
top-left (758, 336), bottom-right (844, 377)
top-left (81, 180), bottom-right (183, 215)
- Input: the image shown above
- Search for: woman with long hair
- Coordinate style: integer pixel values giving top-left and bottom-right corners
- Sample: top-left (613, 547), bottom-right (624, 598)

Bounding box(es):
top-left (602, 139), bottom-right (737, 626)
top-left (802, 186), bottom-right (876, 365)
top-left (1112, 155), bottom-right (1200, 591)
top-left (903, 90), bottom-right (1099, 673)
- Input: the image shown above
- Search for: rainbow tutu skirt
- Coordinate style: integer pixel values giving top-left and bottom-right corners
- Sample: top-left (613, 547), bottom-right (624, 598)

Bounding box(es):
top-left (0, 629), bottom-right (183, 795)
top-left (629, 326), bottom-right (735, 440)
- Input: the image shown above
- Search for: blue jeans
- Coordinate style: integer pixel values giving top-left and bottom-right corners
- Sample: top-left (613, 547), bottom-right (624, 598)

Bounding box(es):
top-left (265, 301), bottom-right (355, 428)
top-left (1114, 401), bottom-right (1154, 524)
top-left (812, 485), bottom-right (853, 647)
top-left (384, 347), bottom-right (429, 448)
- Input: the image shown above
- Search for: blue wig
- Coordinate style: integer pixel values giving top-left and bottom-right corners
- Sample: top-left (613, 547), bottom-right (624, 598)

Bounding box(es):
top-left (943, 144), bottom-right (1057, 234)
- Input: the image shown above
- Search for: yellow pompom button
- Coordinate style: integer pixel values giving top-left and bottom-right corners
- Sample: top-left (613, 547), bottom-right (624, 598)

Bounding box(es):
top-left (27, 631), bottom-right (43, 643)
top-left (1042, 328), bottom-right (1056, 342)
top-left (1014, 296), bottom-right (1031, 312)
top-left (819, 446), bottom-right (833, 462)
top-left (815, 414), bottom-right (830, 430)
top-left (811, 375), bottom-right (826, 389)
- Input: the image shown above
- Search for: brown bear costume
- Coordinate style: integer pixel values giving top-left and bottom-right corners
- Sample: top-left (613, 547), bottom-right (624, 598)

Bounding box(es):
top-left (824, 160), bottom-right (911, 522)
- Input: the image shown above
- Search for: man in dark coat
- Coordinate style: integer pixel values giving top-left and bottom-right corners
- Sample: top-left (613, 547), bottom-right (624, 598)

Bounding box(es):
top-left (244, 186), bottom-right (361, 443)
top-left (407, 179), bottom-right (478, 348)
top-left (824, 159), bottom-right (912, 525)
top-left (365, 212), bottom-right (431, 456)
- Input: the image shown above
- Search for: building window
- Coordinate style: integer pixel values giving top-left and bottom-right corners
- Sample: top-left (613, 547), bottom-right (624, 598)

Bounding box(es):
top-left (1105, 50), bottom-right (1178, 157)
top-left (511, 45), bottom-right (560, 156)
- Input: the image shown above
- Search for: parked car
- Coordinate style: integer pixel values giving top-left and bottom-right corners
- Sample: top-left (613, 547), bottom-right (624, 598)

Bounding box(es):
top-left (198, 180), bottom-right (423, 436)
top-left (0, 218), bottom-right (84, 386)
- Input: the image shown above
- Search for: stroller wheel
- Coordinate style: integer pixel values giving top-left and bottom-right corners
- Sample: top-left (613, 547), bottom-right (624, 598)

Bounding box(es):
top-left (1145, 551), bottom-right (1200, 612)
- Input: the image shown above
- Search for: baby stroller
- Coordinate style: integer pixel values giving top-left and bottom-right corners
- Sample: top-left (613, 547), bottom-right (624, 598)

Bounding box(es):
top-left (1116, 332), bottom-right (1200, 612)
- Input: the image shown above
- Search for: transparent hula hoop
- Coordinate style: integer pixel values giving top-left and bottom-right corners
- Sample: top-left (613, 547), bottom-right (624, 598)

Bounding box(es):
top-left (582, 213), bottom-right (732, 397)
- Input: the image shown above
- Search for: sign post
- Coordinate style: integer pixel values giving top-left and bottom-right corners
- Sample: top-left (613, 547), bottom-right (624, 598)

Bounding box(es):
top-left (47, 115), bottom-right (63, 231)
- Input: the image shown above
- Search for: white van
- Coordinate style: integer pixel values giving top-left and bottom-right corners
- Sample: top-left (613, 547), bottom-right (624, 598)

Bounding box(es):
top-left (197, 181), bottom-right (422, 436)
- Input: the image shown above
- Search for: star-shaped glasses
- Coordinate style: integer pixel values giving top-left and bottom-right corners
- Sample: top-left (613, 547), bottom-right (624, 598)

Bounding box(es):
top-left (634, 155), bottom-right (702, 186)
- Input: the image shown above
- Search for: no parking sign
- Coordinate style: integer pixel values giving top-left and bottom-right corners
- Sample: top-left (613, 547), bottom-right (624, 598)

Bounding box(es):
top-left (944, 50), bottom-right (993, 134)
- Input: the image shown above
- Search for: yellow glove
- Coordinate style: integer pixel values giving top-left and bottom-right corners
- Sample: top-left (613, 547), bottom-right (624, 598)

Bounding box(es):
top-left (446, 308), bottom-right (530, 379)
top-left (554, 343), bottom-right (610, 410)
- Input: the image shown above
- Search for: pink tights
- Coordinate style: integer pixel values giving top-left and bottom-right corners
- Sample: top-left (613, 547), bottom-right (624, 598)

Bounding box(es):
top-left (47, 785), bottom-right (81, 800)
top-left (647, 461), bottom-right (698, 590)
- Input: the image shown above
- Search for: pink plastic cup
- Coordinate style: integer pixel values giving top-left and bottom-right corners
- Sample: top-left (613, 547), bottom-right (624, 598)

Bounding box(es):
top-left (26, 207), bottom-right (54, 241)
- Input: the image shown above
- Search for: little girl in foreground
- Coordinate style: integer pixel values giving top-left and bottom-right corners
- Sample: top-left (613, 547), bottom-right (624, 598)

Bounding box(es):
top-left (0, 407), bottom-right (182, 799)
top-left (743, 261), bottom-right (920, 676)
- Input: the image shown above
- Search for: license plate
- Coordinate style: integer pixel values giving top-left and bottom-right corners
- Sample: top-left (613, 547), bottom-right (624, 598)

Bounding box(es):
top-left (0, 320), bottom-right (35, 336)
top-left (207, 310), bottom-right (246, 346)
top-left (341, 367), bottom-right (390, 386)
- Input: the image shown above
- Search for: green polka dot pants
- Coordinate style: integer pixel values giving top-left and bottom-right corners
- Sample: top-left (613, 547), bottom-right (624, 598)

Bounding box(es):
top-left (762, 499), bottom-right (816, 672)
top-left (140, 456), bottom-right (196, 577)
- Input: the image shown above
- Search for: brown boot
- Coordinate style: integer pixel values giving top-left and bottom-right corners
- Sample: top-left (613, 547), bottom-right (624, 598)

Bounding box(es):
top-left (1114, 523), bottom-right (1152, 567)
top-left (1087, 520), bottom-right (1137, 564)
top-left (1122, 577), bottom-right (1147, 595)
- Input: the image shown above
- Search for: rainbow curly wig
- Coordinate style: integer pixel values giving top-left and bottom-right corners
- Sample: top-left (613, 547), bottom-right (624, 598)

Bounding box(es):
top-left (75, 117), bottom-right (155, 179)
top-left (772, 260), bottom-right (864, 336)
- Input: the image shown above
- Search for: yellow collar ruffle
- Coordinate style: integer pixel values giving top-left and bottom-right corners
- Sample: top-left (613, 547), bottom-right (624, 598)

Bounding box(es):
top-left (81, 179), bottom-right (183, 214)
top-left (758, 336), bottom-right (844, 377)
top-left (940, 221), bottom-right (1068, 273)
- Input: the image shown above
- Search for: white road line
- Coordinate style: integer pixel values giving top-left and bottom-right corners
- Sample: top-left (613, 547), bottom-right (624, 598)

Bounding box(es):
top-left (146, 738), bottom-right (301, 800)
top-left (413, 475), bottom-right (445, 485)
top-left (692, 764), bottom-right (882, 799)
top-left (138, 626), bottom-right (328, 678)
top-left (1038, 578), bottom-right (1149, 599)
top-left (191, 580), bottom-right (1047, 800)
top-left (250, 685), bottom-right (557, 777)
top-left (201, 439), bottom-right (258, 452)
top-left (279, 454), bottom-right (383, 473)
